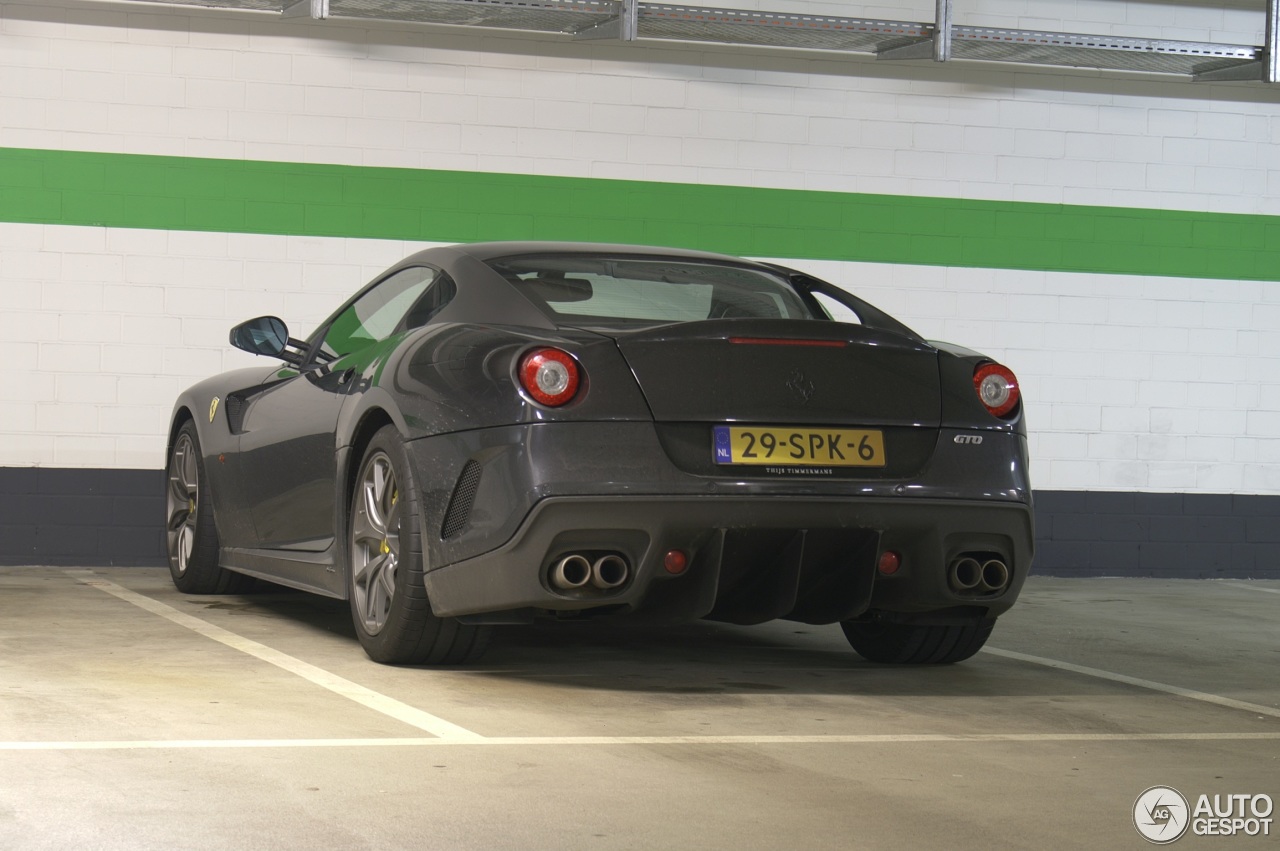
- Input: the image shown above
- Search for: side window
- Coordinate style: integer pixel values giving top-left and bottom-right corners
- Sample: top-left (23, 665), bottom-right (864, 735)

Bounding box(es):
top-left (318, 267), bottom-right (438, 361)
top-left (810, 290), bottom-right (863, 325)
top-left (403, 274), bottom-right (457, 330)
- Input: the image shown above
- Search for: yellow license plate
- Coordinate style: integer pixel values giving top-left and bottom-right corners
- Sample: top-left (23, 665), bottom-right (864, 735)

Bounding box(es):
top-left (712, 426), bottom-right (886, 467)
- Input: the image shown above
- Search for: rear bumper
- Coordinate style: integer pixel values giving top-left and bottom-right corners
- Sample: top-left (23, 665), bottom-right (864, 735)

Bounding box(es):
top-left (423, 494), bottom-right (1033, 624)
top-left (410, 421), bottom-right (1033, 624)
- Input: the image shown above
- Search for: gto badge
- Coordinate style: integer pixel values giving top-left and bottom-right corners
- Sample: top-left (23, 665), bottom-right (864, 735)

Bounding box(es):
top-left (954, 434), bottom-right (983, 445)
top-left (785, 369), bottom-right (815, 405)
top-left (209, 396), bottom-right (220, 422)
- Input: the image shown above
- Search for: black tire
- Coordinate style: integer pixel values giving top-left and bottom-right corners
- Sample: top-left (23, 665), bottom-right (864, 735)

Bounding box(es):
top-left (841, 619), bottom-right (994, 665)
top-left (165, 421), bottom-right (252, 594)
top-left (347, 425), bottom-right (490, 665)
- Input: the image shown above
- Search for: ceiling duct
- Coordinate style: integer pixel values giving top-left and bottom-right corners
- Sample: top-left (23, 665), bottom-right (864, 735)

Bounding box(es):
top-left (98, 0), bottom-right (1277, 83)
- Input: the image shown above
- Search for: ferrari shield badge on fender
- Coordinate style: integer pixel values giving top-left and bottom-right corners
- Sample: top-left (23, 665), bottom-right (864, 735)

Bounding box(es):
top-left (209, 397), bottom-right (219, 422)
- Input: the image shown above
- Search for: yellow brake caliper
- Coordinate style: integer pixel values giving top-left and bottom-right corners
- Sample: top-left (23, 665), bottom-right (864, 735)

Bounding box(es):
top-left (380, 488), bottom-right (398, 555)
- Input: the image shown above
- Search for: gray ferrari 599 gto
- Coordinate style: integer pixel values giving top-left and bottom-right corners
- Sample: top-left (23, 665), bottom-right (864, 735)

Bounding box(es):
top-left (166, 242), bottom-right (1032, 666)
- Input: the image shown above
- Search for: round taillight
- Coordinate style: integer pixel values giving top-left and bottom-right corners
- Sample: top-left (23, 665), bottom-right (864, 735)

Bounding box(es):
top-left (973, 363), bottom-right (1020, 418)
top-left (519, 348), bottom-right (581, 407)
top-left (877, 551), bottom-right (901, 576)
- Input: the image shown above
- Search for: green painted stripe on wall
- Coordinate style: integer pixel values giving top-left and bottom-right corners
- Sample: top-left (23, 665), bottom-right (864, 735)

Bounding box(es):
top-left (3, 146), bottom-right (1279, 280)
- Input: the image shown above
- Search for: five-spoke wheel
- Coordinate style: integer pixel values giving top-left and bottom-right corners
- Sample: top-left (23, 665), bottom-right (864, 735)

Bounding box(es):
top-left (165, 421), bottom-right (248, 594)
top-left (166, 430), bottom-right (201, 578)
top-left (350, 450), bottom-right (401, 636)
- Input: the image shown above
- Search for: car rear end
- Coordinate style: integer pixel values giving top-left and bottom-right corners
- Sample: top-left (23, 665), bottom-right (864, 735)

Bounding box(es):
top-left (410, 246), bottom-right (1032, 635)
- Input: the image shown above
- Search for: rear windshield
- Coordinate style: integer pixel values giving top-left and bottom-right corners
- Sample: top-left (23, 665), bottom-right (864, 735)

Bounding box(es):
top-left (487, 254), bottom-right (822, 328)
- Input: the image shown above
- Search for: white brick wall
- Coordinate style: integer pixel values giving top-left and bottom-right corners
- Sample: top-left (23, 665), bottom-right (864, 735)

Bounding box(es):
top-left (796, 259), bottom-right (1280, 494)
top-left (1, 1), bottom-right (1279, 495)
top-left (3, 222), bottom-right (1278, 490)
top-left (0, 220), bottom-right (436, 469)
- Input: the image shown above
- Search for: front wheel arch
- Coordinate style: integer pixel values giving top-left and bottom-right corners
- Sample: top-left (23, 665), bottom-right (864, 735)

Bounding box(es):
top-left (166, 407), bottom-right (195, 465)
top-left (165, 419), bottom-right (251, 595)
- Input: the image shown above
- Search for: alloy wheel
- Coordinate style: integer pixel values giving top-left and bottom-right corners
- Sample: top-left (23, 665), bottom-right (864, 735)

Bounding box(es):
top-left (351, 451), bottom-right (401, 635)
top-left (166, 433), bottom-right (199, 575)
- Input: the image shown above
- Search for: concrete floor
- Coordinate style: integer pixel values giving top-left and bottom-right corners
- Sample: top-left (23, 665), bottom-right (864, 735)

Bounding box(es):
top-left (1, 568), bottom-right (1277, 850)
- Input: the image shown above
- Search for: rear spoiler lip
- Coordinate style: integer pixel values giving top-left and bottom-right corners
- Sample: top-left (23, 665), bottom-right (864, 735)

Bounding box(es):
top-left (561, 317), bottom-right (936, 353)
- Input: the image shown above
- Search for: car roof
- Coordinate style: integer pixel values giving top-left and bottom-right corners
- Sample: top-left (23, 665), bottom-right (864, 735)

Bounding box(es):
top-left (400, 241), bottom-right (768, 267)
top-left (378, 241), bottom-right (808, 335)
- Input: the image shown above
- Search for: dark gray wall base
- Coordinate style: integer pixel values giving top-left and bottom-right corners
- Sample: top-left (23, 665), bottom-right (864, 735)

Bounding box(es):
top-left (1, 467), bottom-right (1276, 578)
top-left (1033, 490), bottom-right (1279, 579)
top-left (0, 467), bottom-right (166, 567)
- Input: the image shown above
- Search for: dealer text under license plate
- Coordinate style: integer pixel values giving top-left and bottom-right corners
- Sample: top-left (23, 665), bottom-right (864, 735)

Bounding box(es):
top-left (712, 426), bottom-right (886, 467)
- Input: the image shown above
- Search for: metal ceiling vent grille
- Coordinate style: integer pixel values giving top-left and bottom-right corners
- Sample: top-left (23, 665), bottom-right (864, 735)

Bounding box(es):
top-left (329, 0), bottom-right (617, 33)
top-left (950, 27), bottom-right (1260, 78)
top-left (441, 460), bottom-right (483, 539)
top-left (637, 8), bottom-right (929, 53)
top-left (102, 0), bottom-right (1280, 83)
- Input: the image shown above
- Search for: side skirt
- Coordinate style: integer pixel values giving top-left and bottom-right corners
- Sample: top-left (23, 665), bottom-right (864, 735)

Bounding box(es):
top-left (220, 545), bottom-right (346, 599)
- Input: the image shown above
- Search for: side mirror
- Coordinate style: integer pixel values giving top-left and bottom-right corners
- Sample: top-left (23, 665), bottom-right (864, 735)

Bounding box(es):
top-left (230, 316), bottom-right (289, 357)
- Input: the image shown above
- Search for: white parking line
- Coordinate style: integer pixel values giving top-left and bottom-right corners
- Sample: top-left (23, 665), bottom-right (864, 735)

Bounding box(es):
top-left (65, 570), bottom-right (484, 742)
top-left (1221, 581), bottom-right (1280, 595)
top-left (983, 647), bottom-right (1280, 719)
top-left (4, 731), bottom-right (1280, 751)
top-left (59, 570), bottom-right (1280, 752)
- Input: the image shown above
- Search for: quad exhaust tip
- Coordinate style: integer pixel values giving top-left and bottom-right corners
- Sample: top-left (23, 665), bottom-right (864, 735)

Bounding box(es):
top-left (950, 556), bottom-right (983, 591)
top-left (980, 558), bottom-right (1010, 593)
top-left (948, 554), bottom-right (1011, 595)
top-left (550, 554), bottom-right (592, 589)
top-left (591, 555), bottom-right (628, 589)
top-left (549, 553), bottom-right (630, 592)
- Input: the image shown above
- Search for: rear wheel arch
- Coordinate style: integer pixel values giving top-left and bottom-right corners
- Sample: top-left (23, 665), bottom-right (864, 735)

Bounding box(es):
top-left (344, 408), bottom-right (397, 508)
top-left (346, 422), bottom-right (490, 664)
top-left (336, 407), bottom-right (399, 598)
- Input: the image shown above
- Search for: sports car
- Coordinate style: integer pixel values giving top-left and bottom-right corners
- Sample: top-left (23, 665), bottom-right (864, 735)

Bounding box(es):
top-left (166, 241), bottom-right (1033, 666)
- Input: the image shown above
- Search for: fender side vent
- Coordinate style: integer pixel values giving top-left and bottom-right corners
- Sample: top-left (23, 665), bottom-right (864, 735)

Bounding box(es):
top-left (223, 379), bottom-right (293, 436)
top-left (224, 394), bottom-right (246, 434)
top-left (441, 460), bottom-right (482, 539)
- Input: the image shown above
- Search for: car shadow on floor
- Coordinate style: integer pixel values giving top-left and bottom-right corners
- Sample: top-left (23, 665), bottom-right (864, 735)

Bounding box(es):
top-left (470, 619), bottom-right (1050, 698)
top-left (184, 587), bottom-right (1117, 701)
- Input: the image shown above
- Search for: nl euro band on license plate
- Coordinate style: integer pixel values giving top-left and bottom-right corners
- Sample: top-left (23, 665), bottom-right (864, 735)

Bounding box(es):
top-left (713, 426), bottom-right (886, 467)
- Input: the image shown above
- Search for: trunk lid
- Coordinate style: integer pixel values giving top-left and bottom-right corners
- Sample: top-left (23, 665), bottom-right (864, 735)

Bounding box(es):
top-left (607, 319), bottom-right (940, 426)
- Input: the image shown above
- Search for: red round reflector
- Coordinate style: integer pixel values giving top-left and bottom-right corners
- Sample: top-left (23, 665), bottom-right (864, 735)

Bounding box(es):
top-left (519, 348), bottom-right (581, 407)
top-left (877, 551), bottom-right (901, 576)
top-left (973, 363), bottom-right (1020, 419)
top-left (663, 549), bottom-right (689, 575)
